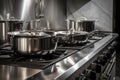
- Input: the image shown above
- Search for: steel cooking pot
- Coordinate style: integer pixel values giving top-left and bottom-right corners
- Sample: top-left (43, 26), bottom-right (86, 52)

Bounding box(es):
top-left (0, 21), bottom-right (9, 45)
top-left (44, 31), bottom-right (88, 44)
top-left (8, 20), bottom-right (23, 32)
top-left (0, 20), bottom-right (24, 45)
top-left (8, 31), bottom-right (58, 55)
top-left (8, 31), bottom-right (24, 46)
top-left (79, 20), bottom-right (95, 32)
top-left (55, 31), bottom-right (88, 43)
top-left (44, 31), bottom-right (71, 43)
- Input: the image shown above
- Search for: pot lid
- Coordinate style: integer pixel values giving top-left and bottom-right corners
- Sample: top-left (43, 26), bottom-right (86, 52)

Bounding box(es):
top-left (8, 31), bottom-right (51, 37)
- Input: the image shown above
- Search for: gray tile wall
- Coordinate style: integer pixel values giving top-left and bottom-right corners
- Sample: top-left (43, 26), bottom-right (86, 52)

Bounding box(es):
top-left (67, 0), bottom-right (113, 31)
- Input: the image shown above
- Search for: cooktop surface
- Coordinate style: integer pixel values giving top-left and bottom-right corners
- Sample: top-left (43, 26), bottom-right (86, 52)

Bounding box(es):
top-left (0, 31), bottom-right (108, 69)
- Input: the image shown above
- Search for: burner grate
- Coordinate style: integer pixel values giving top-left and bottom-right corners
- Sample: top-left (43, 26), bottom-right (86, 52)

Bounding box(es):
top-left (0, 47), bottom-right (68, 69)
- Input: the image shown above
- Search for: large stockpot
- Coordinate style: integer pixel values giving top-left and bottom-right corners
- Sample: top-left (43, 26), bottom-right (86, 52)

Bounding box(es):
top-left (8, 31), bottom-right (58, 55)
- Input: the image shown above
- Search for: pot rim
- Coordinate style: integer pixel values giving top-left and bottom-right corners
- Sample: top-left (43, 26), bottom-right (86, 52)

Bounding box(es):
top-left (8, 31), bottom-right (52, 38)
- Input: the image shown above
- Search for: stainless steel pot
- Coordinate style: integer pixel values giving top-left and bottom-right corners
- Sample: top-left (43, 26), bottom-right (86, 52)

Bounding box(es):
top-left (66, 20), bottom-right (75, 31)
top-left (8, 31), bottom-right (58, 55)
top-left (8, 20), bottom-right (23, 32)
top-left (8, 31), bottom-right (22, 46)
top-left (44, 31), bottom-right (88, 44)
top-left (55, 31), bottom-right (88, 43)
top-left (44, 31), bottom-right (71, 43)
top-left (0, 21), bottom-right (9, 45)
top-left (0, 20), bottom-right (24, 45)
top-left (79, 20), bottom-right (95, 32)
top-left (8, 20), bottom-right (24, 46)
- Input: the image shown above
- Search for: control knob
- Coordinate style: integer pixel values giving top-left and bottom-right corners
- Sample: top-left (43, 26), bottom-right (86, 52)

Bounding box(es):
top-left (108, 46), bottom-right (115, 54)
top-left (78, 74), bottom-right (90, 80)
top-left (103, 50), bottom-right (112, 60)
top-left (83, 69), bottom-right (96, 80)
top-left (89, 63), bottom-right (101, 73)
top-left (96, 55), bottom-right (107, 66)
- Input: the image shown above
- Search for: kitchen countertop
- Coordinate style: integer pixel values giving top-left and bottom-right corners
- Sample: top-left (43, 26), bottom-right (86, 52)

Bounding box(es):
top-left (0, 65), bottom-right (41, 80)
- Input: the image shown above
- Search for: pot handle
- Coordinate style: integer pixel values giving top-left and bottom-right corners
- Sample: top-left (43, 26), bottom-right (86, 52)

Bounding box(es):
top-left (79, 17), bottom-right (87, 20)
top-left (50, 37), bottom-right (58, 53)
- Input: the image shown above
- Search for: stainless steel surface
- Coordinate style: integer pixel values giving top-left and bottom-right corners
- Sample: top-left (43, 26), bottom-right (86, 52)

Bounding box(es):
top-left (56, 33), bottom-right (117, 80)
top-left (0, 65), bottom-right (41, 80)
top-left (0, 0), bottom-right (67, 31)
top-left (0, 21), bottom-right (8, 45)
top-left (44, 0), bottom-right (67, 30)
top-left (9, 31), bottom-right (58, 54)
top-left (35, 0), bottom-right (45, 19)
top-left (67, 0), bottom-right (113, 31)
top-left (27, 33), bottom-right (118, 80)
top-left (0, 0), bottom-right (37, 20)
top-left (8, 31), bottom-right (51, 37)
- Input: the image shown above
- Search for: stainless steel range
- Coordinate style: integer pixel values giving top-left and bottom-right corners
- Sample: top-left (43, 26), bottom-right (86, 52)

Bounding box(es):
top-left (0, 31), bottom-right (118, 80)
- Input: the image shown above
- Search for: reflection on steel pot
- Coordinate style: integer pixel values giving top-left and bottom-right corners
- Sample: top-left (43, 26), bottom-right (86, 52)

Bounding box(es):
top-left (9, 31), bottom-right (58, 55)
top-left (0, 21), bottom-right (9, 45)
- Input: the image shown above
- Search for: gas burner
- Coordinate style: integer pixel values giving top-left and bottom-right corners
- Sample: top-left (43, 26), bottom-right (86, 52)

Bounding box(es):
top-left (0, 49), bottom-right (65, 58)
top-left (0, 48), bottom-right (68, 69)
